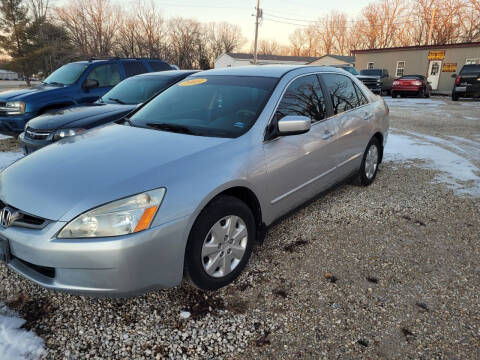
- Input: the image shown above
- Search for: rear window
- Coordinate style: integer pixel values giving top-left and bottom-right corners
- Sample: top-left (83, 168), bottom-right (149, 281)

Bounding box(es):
top-left (400, 75), bottom-right (424, 79)
top-left (123, 61), bottom-right (148, 77)
top-left (148, 61), bottom-right (171, 71)
top-left (360, 69), bottom-right (382, 76)
top-left (460, 65), bottom-right (480, 74)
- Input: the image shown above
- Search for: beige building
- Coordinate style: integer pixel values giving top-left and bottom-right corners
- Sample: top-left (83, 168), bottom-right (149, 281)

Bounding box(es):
top-left (309, 55), bottom-right (355, 67)
top-left (352, 42), bottom-right (480, 94)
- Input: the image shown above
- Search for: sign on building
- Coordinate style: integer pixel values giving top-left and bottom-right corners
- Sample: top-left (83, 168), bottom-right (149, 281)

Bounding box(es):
top-left (441, 63), bottom-right (457, 72)
top-left (428, 50), bottom-right (446, 60)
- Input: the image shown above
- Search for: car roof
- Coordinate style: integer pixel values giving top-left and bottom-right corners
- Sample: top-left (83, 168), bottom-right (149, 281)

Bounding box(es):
top-left (192, 65), bottom-right (345, 78)
top-left (136, 70), bottom-right (200, 78)
top-left (71, 59), bottom-right (170, 65)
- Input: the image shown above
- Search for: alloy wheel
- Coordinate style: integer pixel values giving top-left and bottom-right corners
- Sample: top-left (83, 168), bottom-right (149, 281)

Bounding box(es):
top-left (365, 145), bottom-right (379, 179)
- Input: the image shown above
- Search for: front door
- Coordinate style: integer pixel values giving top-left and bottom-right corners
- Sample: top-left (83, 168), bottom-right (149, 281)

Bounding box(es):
top-left (263, 74), bottom-right (338, 220)
top-left (427, 60), bottom-right (442, 90)
top-left (77, 63), bottom-right (122, 103)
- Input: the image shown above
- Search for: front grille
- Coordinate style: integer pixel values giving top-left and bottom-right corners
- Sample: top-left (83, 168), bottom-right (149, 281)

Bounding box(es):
top-left (361, 79), bottom-right (379, 87)
top-left (25, 127), bottom-right (51, 140)
top-left (0, 201), bottom-right (48, 229)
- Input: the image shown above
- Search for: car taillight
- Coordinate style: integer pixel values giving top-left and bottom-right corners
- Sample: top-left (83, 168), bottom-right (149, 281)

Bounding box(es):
top-left (393, 80), bottom-right (399, 86)
top-left (455, 76), bottom-right (461, 85)
top-left (413, 80), bottom-right (422, 86)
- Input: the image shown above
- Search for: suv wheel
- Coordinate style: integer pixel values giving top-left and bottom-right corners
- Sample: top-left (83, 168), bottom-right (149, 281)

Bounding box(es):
top-left (185, 195), bottom-right (255, 290)
top-left (356, 137), bottom-right (380, 186)
top-left (452, 92), bottom-right (459, 101)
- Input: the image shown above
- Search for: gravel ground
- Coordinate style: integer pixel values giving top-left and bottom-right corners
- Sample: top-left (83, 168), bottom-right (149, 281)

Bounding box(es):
top-left (0, 96), bottom-right (479, 359)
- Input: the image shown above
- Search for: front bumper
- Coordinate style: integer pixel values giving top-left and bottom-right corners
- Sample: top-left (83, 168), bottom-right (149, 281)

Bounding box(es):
top-left (18, 132), bottom-right (51, 154)
top-left (0, 215), bottom-right (191, 296)
top-left (0, 113), bottom-right (34, 135)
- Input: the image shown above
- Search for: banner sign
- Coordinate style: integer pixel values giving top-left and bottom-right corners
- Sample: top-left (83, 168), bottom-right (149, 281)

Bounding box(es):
top-left (442, 63), bottom-right (457, 72)
top-left (428, 50), bottom-right (446, 60)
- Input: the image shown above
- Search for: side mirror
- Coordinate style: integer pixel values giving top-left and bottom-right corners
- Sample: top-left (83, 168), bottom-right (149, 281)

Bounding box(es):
top-left (83, 78), bottom-right (99, 90)
top-left (278, 116), bottom-right (311, 136)
top-left (450, 74), bottom-right (457, 78)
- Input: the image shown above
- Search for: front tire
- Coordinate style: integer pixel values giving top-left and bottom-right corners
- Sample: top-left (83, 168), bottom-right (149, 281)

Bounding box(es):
top-left (357, 137), bottom-right (380, 186)
top-left (185, 195), bottom-right (255, 290)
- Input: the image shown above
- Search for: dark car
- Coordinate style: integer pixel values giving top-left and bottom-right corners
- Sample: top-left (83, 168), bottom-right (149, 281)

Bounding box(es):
top-left (359, 69), bottom-right (393, 95)
top-left (452, 64), bottom-right (480, 101)
top-left (19, 70), bottom-right (198, 154)
top-left (333, 65), bottom-right (360, 76)
top-left (391, 75), bottom-right (431, 98)
top-left (0, 58), bottom-right (173, 136)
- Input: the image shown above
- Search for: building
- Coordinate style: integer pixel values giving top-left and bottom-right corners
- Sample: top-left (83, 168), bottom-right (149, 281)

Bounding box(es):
top-left (352, 42), bottom-right (480, 94)
top-left (309, 54), bottom-right (355, 67)
top-left (214, 53), bottom-right (320, 68)
top-left (0, 69), bottom-right (18, 80)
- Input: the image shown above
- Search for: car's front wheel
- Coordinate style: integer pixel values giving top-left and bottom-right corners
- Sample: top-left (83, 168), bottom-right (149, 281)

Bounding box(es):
top-left (185, 195), bottom-right (255, 290)
top-left (357, 137), bottom-right (380, 186)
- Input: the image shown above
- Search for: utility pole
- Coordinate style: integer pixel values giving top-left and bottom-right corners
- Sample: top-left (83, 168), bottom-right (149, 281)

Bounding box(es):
top-left (427, 7), bottom-right (436, 45)
top-left (253, 0), bottom-right (262, 64)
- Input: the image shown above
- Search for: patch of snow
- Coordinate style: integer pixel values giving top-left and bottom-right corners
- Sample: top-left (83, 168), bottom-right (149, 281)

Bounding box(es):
top-left (0, 134), bottom-right (12, 140)
top-left (384, 132), bottom-right (480, 198)
top-left (464, 116), bottom-right (479, 121)
top-left (384, 97), bottom-right (447, 107)
top-left (0, 304), bottom-right (46, 360)
top-left (0, 151), bottom-right (23, 171)
top-left (180, 311), bottom-right (191, 319)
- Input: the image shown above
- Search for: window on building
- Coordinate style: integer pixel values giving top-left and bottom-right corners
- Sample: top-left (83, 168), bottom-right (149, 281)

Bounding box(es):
top-left (465, 58), bottom-right (480, 65)
top-left (275, 75), bottom-right (327, 123)
top-left (367, 62), bottom-right (374, 69)
top-left (395, 61), bottom-right (405, 77)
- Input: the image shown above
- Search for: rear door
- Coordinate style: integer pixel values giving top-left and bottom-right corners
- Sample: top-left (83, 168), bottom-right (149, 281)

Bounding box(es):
top-left (122, 61), bottom-right (149, 78)
top-left (319, 73), bottom-right (372, 177)
top-left (263, 74), bottom-right (338, 218)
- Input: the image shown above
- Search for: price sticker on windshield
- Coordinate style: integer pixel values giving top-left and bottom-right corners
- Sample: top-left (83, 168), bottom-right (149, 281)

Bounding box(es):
top-left (178, 78), bottom-right (207, 87)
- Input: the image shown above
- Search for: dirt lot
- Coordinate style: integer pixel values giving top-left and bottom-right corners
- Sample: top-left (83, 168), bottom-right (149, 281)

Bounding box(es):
top-left (0, 96), bottom-right (479, 359)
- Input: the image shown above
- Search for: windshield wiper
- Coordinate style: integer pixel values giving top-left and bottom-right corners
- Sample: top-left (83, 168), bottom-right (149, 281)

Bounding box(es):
top-left (108, 97), bottom-right (126, 104)
top-left (146, 123), bottom-right (195, 135)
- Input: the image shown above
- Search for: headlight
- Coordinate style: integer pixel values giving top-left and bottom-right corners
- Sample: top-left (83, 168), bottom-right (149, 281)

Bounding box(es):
top-left (57, 188), bottom-right (166, 238)
top-left (4, 101), bottom-right (26, 115)
top-left (53, 128), bottom-right (85, 141)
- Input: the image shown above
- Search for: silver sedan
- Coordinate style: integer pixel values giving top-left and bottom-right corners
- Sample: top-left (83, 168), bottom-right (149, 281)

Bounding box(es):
top-left (0, 65), bottom-right (389, 295)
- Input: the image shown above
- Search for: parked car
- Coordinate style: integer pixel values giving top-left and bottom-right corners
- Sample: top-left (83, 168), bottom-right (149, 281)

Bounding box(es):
top-left (391, 75), bottom-right (431, 98)
top-left (451, 64), bottom-right (480, 101)
top-left (0, 65), bottom-right (389, 295)
top-left (18, 70), bottom-right (199, 154)
top-left (0, 58), bottom-right (173, 136)
top-left (359, 68), bottom-right (393, 95)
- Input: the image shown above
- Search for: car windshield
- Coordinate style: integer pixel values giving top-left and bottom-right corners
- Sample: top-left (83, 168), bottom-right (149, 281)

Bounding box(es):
top-left (43, 63), bottom-right (89, 85)
top-left (129, 75), bottom-right (278, 138)
top-left (360, 69), bottom-right (382, 76)
top-left (339, 67), bottom-right (359, 76)
top-left (460, 65), bottom-right (480, 74)
top-left (100, 76), bottom-right (174, 105)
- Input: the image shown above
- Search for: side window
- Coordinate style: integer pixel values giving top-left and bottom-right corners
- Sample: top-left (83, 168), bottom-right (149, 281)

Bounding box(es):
top-left (322, 74), bottom-right (361, 114)
top-left (123, 61), bottom-right (148, 77)
top-left (148, 61), bottom-right (171, 71)
top-left (353, 83), bottom-right (368, 106)
top-left (275, 75), bottom-right (326, 123)
top-left (87, 64), bottom-right (121, 87)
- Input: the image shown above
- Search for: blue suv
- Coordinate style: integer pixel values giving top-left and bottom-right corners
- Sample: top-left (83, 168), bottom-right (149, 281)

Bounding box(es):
top-left (0, 58), bottom-right (173, 135)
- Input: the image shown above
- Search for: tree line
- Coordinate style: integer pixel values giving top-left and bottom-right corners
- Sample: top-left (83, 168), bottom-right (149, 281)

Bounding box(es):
top-left (0, 0), bottom-right (479, 82)
top-left (0, 0), bottom-right (246, 82)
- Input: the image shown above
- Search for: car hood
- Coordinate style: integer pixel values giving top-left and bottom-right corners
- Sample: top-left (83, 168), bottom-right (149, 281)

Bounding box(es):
top-left (27, 104), bottom-right (136, 130)
top-left (0, 84), bottom-right (68, 102)
top-left (0, 123), bottom-right (231, 221)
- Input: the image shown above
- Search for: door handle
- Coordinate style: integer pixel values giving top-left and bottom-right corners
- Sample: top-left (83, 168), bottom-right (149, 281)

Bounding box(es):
top-left (322, 130), bottom-right (334, 140)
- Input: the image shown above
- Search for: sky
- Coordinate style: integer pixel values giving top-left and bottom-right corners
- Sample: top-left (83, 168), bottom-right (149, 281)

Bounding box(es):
top-left (154, 0), bottom-right (371, 48)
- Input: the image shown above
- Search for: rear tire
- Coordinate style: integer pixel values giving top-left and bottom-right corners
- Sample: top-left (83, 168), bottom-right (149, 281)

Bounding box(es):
top-left (184, 195), bottom-right (255, 290)
top-left (391, 92), bottom-right (398, 98)
top-left (419, 88), bottom-right (425, 98)
top-left (452, 92), bottom-right (459, 101)
top-left (356, 137), bottom-right (380, 186)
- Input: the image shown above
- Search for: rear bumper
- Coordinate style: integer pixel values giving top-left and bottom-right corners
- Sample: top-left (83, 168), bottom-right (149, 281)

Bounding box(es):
top-left (0, 114), bottom-right (34, 135)
top-left (392, 86), bottom-right (422, 93)
top-left (1, 215), bottom-right (191, 297)
top-left (453, 86), bottom-right (480, 98)
top-left (18, 132), bottom-right (51, 154)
